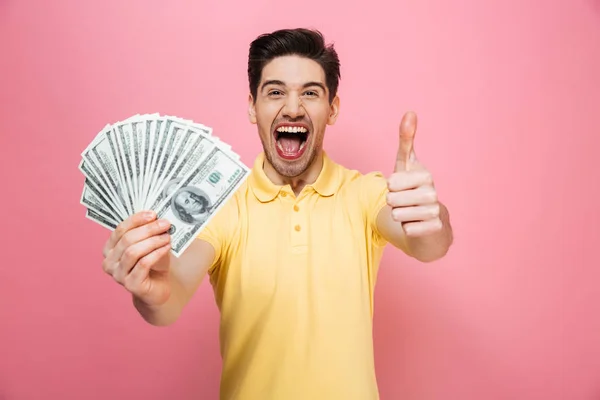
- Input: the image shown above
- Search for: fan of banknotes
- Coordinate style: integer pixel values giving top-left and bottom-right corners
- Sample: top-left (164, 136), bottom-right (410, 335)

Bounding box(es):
top-left (79, 113), bottom-right (250, 257)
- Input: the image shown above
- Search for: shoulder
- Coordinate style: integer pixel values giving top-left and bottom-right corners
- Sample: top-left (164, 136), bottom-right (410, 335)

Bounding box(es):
top-left (331, 161), bottom-right (389, 223)
top-left (333, 161), bottom-right (388, 195)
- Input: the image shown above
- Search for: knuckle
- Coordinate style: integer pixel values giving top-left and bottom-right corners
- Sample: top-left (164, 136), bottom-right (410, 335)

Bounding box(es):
top-left (138, 256), bottom-right (153, 271)
top-left (101, 259), bottom-right (110, 274)
top-left (120, 233), bottom-right (133, 249)
top-left (422, 170), bottom-right (433, 184)
top-left (153, 219), bottom-right (168, 233)
top-left (395, 207), bottom-right (406, 219)
top-left (114, 225), bottom-right (125, 239)
top-left (387, 174), bottom-right (401, 190)
top-left (426, 189), bottom-right (438, 203)
top-left (123, 246), bottom-right (139, 264)
top-left (387, 175), bottom-right (396, 187)
top-left (112, 267), bottom-right (124, 283)
top-left (123, 276), bottom-right (137, 293)
top-left (148, 221), bottom-right (161, 234)
top-left (102, 242), bottom-right (110, 258)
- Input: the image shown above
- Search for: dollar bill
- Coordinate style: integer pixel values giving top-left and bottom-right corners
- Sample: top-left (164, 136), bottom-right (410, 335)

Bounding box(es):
top-left (145, 117), bottom-right (189, 207)
top-left (86, 208), bottom-right (118, 230)
top-left (155, 147), bottom-right (249, 257)
top-left (147, 123), bottom-right (197, 205)
top-left (145, 128), bottom-right (220, 211)
top-left (81, 128), bottom-right (129, 218)
top-left (80, 175), bottom-right (123, 224)
top-left (80, 113), bottom-right (250, 258)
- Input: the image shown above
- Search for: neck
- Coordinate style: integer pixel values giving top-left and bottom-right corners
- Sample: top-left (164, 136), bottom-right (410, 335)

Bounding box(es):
top-left (263, 151), bottom-right (324, 196)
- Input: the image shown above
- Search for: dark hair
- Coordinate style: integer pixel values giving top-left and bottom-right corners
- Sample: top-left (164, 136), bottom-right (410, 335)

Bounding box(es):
top-left (248, 28), bottom-right (341, 103)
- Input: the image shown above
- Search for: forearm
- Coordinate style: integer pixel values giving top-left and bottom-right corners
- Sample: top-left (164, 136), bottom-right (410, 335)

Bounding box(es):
top-left (405, 202), bottom-right (453, 262)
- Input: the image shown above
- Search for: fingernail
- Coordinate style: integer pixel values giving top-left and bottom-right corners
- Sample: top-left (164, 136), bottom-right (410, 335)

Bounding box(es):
top-left (158, 219), bottom-right (170, 228)
top-left (144, 211), bottom-right (155, 220)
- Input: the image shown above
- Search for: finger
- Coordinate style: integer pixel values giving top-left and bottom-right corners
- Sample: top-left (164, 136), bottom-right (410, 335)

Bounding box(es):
top-left (386, 186), bottom-right (438, 208)
top-left (395, 111), bottom-right (418, 172)
top-left (387, 170), bottom-right (433, 192)
top-left (102, 258), bottom-right (118, 277)
top-left (104, 211), bottom-right (157, 257)
top-left (403, 218), bottom-right (443, 237)
top-left (112, 218), bottom-right (172, 261)
top-left (391, 204), bottom-right (440, 223)
top-left (123, 243), bottom-right (172, 295)
top-left (114, 233), bottom-right (171, 283)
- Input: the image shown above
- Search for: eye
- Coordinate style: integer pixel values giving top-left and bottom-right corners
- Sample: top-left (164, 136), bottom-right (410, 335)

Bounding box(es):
top-left (303, 90), bottom-right (318, 97)
top-left (268, 90), bottom-right (283, 97)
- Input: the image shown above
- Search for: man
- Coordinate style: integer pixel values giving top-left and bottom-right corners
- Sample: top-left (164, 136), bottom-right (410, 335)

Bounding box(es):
top-left (101, 28), bottom-right (453, 399)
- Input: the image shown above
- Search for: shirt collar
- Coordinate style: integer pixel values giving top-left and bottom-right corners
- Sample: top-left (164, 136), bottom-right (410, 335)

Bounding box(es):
top-left (249, 151), bottom-right (339, 202)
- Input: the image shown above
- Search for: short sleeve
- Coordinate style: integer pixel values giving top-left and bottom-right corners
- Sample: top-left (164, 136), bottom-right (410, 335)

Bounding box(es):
top-left (358, 171), bottom-right (390, 247)
top-left (196, 192), bottom-right (239, 275)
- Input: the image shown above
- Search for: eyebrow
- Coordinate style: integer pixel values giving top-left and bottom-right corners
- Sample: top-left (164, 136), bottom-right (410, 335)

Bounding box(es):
top-left (260, 80), bottom-right (327, 92)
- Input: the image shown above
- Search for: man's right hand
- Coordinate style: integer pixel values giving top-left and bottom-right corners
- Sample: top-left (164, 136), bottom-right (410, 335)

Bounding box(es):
top-left (102, 211), bottom-right (173, 308)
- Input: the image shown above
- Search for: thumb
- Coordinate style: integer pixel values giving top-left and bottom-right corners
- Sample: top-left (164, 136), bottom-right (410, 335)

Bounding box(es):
top-left (395, 111), bottom-right (418, 172)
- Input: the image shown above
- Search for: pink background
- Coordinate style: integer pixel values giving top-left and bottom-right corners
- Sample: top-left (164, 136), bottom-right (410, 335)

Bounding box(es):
top-left (1, 0), bottom-right (599, 399)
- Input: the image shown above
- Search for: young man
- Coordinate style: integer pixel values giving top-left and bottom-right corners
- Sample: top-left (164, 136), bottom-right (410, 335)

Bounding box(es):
top-left (101, 28), bottom-right (453, 399)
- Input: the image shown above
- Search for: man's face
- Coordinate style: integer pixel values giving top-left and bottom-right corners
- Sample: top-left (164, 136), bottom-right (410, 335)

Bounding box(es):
top-left (175, 191), bottom-right (206, 214)
top-left (249, 55), bottom-right (339, 178)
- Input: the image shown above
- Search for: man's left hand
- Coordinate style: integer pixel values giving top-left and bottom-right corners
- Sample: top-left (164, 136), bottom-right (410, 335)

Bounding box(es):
top-left (386, 111), bottom-right (443, 237)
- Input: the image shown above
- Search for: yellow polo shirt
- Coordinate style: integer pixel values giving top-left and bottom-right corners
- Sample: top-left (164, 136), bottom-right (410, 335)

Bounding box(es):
top-left (197, 151), bottom-right (398, 400)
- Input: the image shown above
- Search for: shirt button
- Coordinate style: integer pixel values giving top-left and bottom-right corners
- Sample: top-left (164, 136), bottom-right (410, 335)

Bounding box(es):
top-left (281, 192), bottom-right (287, 197)
top-left (294, 225), bottom-right (301, 231)
top-left (293, 205), bottom-right (299, 212)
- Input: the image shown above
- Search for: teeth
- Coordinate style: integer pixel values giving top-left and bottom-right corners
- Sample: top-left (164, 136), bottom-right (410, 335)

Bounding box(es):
top-left (276, 126), bottom-right (308, 133)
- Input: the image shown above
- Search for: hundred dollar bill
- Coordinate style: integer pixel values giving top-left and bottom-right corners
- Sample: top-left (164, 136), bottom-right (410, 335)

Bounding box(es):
top-left (155, 147), bottom-right (249, 257)
top-left (145, 117), bottom-right (189, 208)
top-left (86, 208), bottom-right (118, 230)
top-left (80, 178), bottom-right (123, 224)
top-left (133, 114), bottom-right (158, 209)
top-left (81, 128), bottom-right (129, 218)
top-left (104, 126), bottom-right (135, 215)
top-left (112, 120), bottom-right (140, 211)
top-left (147, 124), bottom-right (197, 205)
top-left (145, 126), bottom-right (230, 211)
top-left (141, 117), bottom-right (163, 206)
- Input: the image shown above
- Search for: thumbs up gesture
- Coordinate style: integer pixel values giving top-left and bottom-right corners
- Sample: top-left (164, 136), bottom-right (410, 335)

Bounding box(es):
top-left (386, 112), bottom-right (443, 237)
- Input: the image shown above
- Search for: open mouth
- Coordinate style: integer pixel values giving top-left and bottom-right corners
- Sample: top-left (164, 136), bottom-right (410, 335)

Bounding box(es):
top-left (274, 125), bottom-right (310, 160)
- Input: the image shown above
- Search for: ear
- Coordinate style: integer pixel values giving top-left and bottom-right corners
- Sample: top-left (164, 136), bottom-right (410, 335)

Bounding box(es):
top-left (248, 93), bottom-right (257, 124)
top-left (327, 95), bottom-right (340, 125)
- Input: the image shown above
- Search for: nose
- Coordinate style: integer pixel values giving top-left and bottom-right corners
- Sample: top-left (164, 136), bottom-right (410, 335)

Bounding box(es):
top-left (282, 94), bottom-right (304, 119)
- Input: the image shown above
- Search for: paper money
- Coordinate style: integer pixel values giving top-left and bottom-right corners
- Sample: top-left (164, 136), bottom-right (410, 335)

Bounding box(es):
top-left (155, 147), bottom-right (248, 257)
top-left (79, 113), bottom-right (250, 257)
